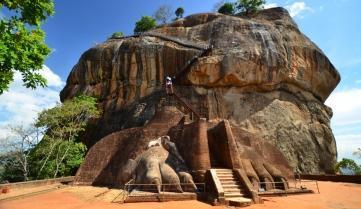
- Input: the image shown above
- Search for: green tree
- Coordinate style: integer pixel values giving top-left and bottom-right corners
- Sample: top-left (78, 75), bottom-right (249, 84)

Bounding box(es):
top-left (0, 0), bottom-right (55, 94)
top-left (0, 125), bottom-right (41, 182)
top-left (175, 7), bottom-right (184, 19)
top-left (109, 32), bottom-right (124, 39)
top-left (218, 3), bottom-right (235, 15)
top-left (29, 139), bottom-right (87, 179)
top-left (0, 153), bottom-right (24, 182)
top-left (335, 158), bottom-right (361, 175)
top-left (34, 95), bottom-right (100, 178)
top-left (154, 5), bottom-right (172, 24)
top-left (236, 0), bottom-right (266, 14)
top-left (134, 16), bottom-right (157, 34)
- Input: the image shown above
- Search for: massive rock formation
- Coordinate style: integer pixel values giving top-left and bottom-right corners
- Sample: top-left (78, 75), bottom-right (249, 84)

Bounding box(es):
top-left (61, 7), bottom-right (340, 174)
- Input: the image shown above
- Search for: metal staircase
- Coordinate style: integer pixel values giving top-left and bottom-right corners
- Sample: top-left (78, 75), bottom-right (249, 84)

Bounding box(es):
top-left (172, 92), bottom-right (200, 120)
top-left (173, 46), bottom-right (212, 84)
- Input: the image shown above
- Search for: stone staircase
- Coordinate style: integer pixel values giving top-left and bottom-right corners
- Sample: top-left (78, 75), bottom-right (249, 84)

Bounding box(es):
top-left (214, 169), bottom-right (252, 207)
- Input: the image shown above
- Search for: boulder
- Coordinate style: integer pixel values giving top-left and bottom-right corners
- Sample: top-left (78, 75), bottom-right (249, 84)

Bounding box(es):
top-left (63, 7), bottom-right (339, 174)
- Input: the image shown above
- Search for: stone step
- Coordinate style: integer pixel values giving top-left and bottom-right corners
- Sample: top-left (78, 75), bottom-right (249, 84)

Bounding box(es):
top-left (222, 184), bottom-right (242, 189)
top-left (218, 177), bottom-right (236, 181)
top-left (220, 180), bottom-right (240, 185)
top-left (217, 174), bottom-right (234, 177)
top-left (224, 188), bottom-right (243, 193)
top-left (224, 192), bottom-right (244, 198)
top-left (215, 169), bottom-right (233, 172)
top-left (216, 170), bottom-right (233, 173)
top-left (226, 197), bottom-right (252, 207)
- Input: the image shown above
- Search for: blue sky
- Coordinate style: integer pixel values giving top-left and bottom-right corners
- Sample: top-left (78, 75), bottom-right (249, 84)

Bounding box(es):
top-left (1, 0), bottom-right (361, 163)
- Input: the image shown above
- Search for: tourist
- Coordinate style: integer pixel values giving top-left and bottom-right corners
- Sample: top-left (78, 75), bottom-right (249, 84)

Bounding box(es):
top-left (165, 76), bottom-right (174, 95)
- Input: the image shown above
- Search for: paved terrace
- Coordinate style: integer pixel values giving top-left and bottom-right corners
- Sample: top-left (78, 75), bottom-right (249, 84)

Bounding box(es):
top-left (0, 181), bottom-right (360, 209)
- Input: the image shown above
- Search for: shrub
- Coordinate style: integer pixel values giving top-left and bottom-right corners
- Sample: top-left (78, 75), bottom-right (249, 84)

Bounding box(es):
top-left (218, 3), bottom-right (235, 15)
top-left (134, 16), bottom-right (157, 34)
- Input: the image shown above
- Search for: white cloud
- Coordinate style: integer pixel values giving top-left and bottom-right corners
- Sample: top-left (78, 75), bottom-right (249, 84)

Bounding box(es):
top-left (326, 88), bottom-right (361, 163)
top-left (40, 65), bottom-right (64, 87)
top-left (264, 3), bottom-right (278, 9)
top-left (0, 66), bottom-right (64, 139)
top-left (325, 88), bottom-right (361, 126)
top-left (335, 134), bottom-right (361, 164)
top-left (285, 2), bottom-right (313, 18)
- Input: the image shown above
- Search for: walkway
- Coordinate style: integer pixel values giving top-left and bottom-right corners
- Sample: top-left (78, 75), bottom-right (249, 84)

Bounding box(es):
top-left (1, 181), bottom-right (360, 209)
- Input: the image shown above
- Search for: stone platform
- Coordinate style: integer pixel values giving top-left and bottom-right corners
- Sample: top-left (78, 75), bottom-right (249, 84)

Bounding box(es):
top-left (124, 191), bottom-right (197, 203)
top-left (259, 188), bottom-right (314, 196)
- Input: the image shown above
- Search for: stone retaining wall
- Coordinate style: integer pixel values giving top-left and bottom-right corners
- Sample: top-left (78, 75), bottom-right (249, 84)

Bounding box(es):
top-left (0, 176), bottom-right (74, 189)
top-left (300, 175), bottom-right (361, 184)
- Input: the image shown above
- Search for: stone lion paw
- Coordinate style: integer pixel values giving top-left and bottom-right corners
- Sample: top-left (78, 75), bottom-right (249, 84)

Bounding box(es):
top-left (127, 142), bottom-right (196, 193)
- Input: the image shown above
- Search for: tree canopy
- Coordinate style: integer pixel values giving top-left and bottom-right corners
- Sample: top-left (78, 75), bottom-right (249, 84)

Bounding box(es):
top-left (218, 3), bottom-right (236, 15)
top-left (335, 158), bottom-right (361, 175)
top-left (110, 31), bottom-right (124, 39)
top-left (154, 5), bottom-right (172, 24)
top-left (236, 0), bottom-right (266, 14)
top-left (175, 7), bottom-right (185, 19)
top-left (134, 16), bottom-right (157, 34)
top-left (34, 95), bottom-right (100, 178)
top-left (0, 96), bottom-right (100, 182)
top-left (0, 0), bottom-right (55, 94)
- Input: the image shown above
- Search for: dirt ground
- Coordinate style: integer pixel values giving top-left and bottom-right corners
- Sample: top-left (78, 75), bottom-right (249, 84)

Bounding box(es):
top-left (0, 181), bottom-right (360, 209)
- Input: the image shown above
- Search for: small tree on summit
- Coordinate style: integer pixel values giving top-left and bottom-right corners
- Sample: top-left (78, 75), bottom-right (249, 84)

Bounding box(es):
top-left (134, 16), bottom-right (157, 34)
top-left (110, 32), bottom-right (124, 39)
top-left (218, 3), bottom-right (235, 15)
top-left (236, 0), bottom-right (266, 14)
top-left (175, 7), bottom-right (185, 19)
top-left (154, 5), bottom-right (172, 24)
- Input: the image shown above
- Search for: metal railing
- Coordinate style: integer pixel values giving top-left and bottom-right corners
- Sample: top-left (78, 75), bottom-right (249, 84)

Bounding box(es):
top-left (111, 179), bottom-right (134, 203)
top-left (257, 181), bottom-right (290, 196)
top-left (256, 179), bottom-right (320, 196)
top-left (109, 32), bottom-right (209, 50)
top-left (124, 182), bottom-right (206, 197)
top-left (293, 179), bottom-right (320, 194)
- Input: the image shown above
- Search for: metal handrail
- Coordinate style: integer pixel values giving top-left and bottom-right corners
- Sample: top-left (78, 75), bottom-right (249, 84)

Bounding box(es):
top-left (294, 179), bottom-right (320, 194)
top-left (126, 182), bottom-right (206, 195)
top-left (111, 179), bottom-right (134, 203)
top-left (256, 179), bottom-right (320, 194)
top-left (256, 180), bottom-right (289, 196)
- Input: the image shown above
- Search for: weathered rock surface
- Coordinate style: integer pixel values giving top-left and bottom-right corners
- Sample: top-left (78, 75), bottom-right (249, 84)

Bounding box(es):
top-left (61, 7), bottom-right (340, 174)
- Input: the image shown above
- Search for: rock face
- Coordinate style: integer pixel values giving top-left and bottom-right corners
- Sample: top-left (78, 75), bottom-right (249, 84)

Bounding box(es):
top-left (61, 7), bottom-right (340, 174)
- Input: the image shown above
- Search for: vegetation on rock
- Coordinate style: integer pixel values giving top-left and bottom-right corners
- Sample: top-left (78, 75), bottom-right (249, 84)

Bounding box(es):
top-left (0, 0), bottom-right (54, 94)
top-left (134, 16), bottom-right (157, 34)
top-left (236, 0), bottom-right (266, 14)
top-left (175, 7), bottom-right (185, 19)
top-left (154, 5), bottom-right (172, 24)
top-left (218, 2), bottom-right (236, 15)
top-left (109, 32), bottom-right (124, 39)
